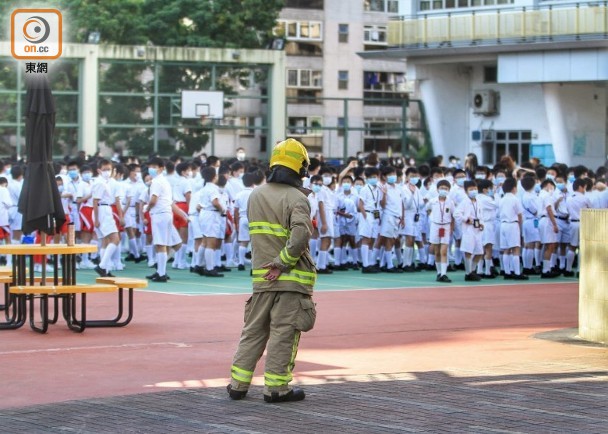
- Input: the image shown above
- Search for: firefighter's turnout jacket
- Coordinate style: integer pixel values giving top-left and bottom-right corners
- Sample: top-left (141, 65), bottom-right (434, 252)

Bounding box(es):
top-left (248, 182), bottom-right (316, 294)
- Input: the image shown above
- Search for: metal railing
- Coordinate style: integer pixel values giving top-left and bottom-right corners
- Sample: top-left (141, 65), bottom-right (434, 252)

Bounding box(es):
top-left (388, 1), bottom-right (608, 47)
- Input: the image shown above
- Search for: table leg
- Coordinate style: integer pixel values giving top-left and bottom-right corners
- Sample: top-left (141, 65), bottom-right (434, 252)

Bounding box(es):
top-left (84, 288), bottom-right (134, 328)
top-left (28, 294), bottom-right (49, 334)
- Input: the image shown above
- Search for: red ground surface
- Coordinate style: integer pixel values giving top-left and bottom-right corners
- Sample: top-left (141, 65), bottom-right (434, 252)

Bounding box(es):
top-left (1, 281), bottom-right (602, 409)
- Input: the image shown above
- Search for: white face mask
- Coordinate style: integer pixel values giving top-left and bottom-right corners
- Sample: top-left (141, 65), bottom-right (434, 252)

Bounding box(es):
top-left (322, 176), bottom-right (332, 186)
top-left (135, 172), bottom-right (142, 182)
top-left (236, 152), bottom-right (246, 161)
top-left (100, 170), bottom-right (112, 180)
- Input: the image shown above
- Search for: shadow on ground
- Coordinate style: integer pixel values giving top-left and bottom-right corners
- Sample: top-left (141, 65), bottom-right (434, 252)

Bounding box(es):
top-left (1, 370), bottom-right (606, 433)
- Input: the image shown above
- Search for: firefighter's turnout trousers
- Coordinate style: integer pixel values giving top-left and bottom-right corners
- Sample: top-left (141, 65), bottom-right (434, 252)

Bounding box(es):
top-left (230, 291), bottom-right (316, 395)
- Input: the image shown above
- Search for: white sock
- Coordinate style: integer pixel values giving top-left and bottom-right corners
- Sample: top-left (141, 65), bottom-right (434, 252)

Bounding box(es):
top-left (157, 252), bottom-right (168, 276)
top-left (566, 250), bottom-right (575, 271)
top-left (197, 247), bottom-right (205, 267)
top-left (404, 247), bottom-right (413, 266)
top-left (309, 239), bottom-right (318, 259)
top-left (384, 251), bottom-right (394, 269)
top-left (100, 243), bottom-right (117, 270)
top-left (145, 244), bottom-right (154, 263)
top-left (464, 256), bottom-right (472, 274)
top-left (454, 247), bottom-right (462, 265)
top-left (559, 255), bottom-right (566, 270)
top-left (238, 246), bottom-right (247, 266)
top-left (394, 245), bottom-right (402, 265)
top-left (435, 261), bottom-right (441, 274)
top-left (485, 259), bottom-right (493, 275)
top-left (191, 247), bottom-right (200, 267)
top-left (550, 253), bottom-right (557, 268)
top-left (361, 245), bottom-right (370, 267)
top-left (534, 248), bottom-right (542, 267)
top-left (441, 262), bottom-right (448, 275)
top-left (373, 248), bottom-right (381, 266)
top-left (428, 254), bottom-right (435, 266)
top-left (334, 247), bottom-right (342, 266)
top-left (512, 255), bottom-right (521, 275)
top-left (205, 248), bottom-right (215, 271)
top-left (224, 243), bottom-right (234, 265)
top-left (351, 247), bottom-right (359, 264)
top-left (318, 251), bottom-right (328, 269)
top-left (215, 249), bottom-right (222, 267)
top-left (502, 254), bottom-right (512, 274)
top-left (418, 246), bottom-right (427, 264)
top-left (476, 260), bottom-right (483, 274)
top-left (543, 259), bottom-right (551, 273)
top-left (129, 238), bottom-right (139, 257)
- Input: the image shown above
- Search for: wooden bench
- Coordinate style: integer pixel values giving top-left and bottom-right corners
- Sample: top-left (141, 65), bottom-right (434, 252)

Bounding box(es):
top-left (9, 284), bottom-right (118, 333)
top-left (93, 277), bottom-right (148, 328)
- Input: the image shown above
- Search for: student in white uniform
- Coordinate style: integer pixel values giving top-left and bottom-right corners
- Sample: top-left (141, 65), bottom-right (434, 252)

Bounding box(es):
top-left (520, 176), bottom-right (542, 275)
top-left (553, 175), bottom-right (571, 274)
top-left (357, 167), bottom-right (382, 273)
top-left (123, 164), bottom-right (144, 263)
top-left (93, 159), bottom-right (120, 278)
top-left (449, 169), bottom-right (468, 270)
top-left (0, 177), bottom-right (12, 263)
top-left (498, 178), bottom-right (528, 280)
top-left (308, 176), bottom-right (321, 262)
top-left (336, 176), bottom-right (358, 270)
top-left (197, 166), bottom-right (226, 277)
top-left (538, 179), bottom-right (561, 278)
top-left (379, 167), bottom-right (404, 273)
top-left (316, 168), bottom-right (337, 274)
top-left (426, 179), bottom-right (455, 282)
top-left (476, 179), bottom-right (498, 278)
top-left (172, 162), bottom-right (192, 270)
top-left (8, 165), bottom-right (24, 245)
top-left (145, 157), bottom-right (186, 282)
top-left (234, 172), bottom-right (255, 271)
top-left (565, 178), bottom-right (592, 276)
top-left (401, 167), bottom-right (425, 272)
top-left (455, 180), bottom-right (486, 281)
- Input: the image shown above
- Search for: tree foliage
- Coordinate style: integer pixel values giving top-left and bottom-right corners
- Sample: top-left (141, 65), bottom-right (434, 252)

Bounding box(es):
top-left (0, 0), bottom-right (282, 157)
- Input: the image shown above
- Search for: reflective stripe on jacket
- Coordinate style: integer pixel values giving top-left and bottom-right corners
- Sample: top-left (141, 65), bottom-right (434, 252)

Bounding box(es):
top-left (248, 183), bottom-right (316, 295)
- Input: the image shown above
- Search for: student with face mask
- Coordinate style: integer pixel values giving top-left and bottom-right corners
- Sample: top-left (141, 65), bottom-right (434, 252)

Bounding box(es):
top-left (454, 180), bottom-right (485, 281)
top-left (426, 179), bottom-right (455, 282)
top-left (92, 159), bottom-right (120, 278)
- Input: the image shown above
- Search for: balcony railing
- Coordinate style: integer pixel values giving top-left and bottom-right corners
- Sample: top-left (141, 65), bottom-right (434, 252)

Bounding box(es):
top-left (388, 2), bottom-right (608, 48)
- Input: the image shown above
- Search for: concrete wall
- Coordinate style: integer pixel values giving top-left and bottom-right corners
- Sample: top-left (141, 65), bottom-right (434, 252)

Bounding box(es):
top-left (579, 209), bottom-right (608, 344)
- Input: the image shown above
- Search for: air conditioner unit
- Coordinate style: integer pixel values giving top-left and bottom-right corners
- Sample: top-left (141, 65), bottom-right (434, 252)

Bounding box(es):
top-left (473, 90), bottom-right (498, 115)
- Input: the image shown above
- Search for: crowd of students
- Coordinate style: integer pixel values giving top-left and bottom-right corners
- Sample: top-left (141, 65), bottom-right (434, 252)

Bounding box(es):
top-left (0, 151), bottom-right (606, 283)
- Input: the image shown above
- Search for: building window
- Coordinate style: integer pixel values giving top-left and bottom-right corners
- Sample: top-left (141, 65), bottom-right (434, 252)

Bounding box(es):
top-left (481, 130), bottom-right (531, 165)
top-left (363, 71), bottom-right (408, 105)
top-left (239, 117), bottom-right (257, 137)
top-left (288, 116), bottom-right (322, 136)
top-left (364, 117), bottom-right (402, 153)
top-left (337, 117), bottom-right (345, 137)
top-left (364, 25), bottom-right (387, 44)
top-left (285, 0), bottom-right (324, 8)
top-left (484, 66), bottom-right (497, 83)
top-left (338, 71), bottom-right (349, 90)
top-left (339, 24), bottom-right (349, 43)
top-left (364, 0), bottom-right (399, 12)
top-left (276, 20), bottom-right (322, 41)
top-left (286, 69), bottom-right (323, 88)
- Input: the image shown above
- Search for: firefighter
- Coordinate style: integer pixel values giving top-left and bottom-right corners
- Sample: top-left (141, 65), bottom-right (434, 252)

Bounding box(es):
top-left (227, 138), bottom-right (317, 403)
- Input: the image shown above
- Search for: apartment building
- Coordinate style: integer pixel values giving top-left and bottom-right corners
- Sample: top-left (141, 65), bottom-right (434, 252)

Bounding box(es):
top-left (279, 0), bottom-right (416, 159)
top-left (362, 0), bottom-right (608, 167)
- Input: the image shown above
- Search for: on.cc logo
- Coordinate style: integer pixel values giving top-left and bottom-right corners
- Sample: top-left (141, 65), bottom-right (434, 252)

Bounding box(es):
top-left (22, 16), bottom-right (51, 44)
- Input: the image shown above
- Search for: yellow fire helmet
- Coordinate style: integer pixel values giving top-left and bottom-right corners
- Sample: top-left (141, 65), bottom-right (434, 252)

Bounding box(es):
top-left (269, 138), bottom-right (310, 177)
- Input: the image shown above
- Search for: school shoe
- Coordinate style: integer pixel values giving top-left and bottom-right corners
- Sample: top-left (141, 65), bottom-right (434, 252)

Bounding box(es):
top-left (226, 384), bottom-right (247, 400)
top-left (151, 274), bottom-right (168, 283)
top-left (385, 267), bottom-right (403, 273)
top-left (562, 270), bottom-right (575, 277)
top-left (316, 268), bottom-right (333, 274)
top-left (465, 273), bottom-right (481, 282)
top-left (94, 265), bottom-right (110, 278)
top-left (124, 254), bottom-right (136, 262)
top-left (361, 266), bottom-right (378, 274)
top-left (481, 273), bottom-right (496, 279)
top-left (217, 265), bottom-right (232, 272)
top-left (238, 264), bottom-right (246, 271)
top-left (206, 269), bottom-right (224, 277)
top-left (512, 274), bottom-right (529, 280)
top-left (541, 271), bottom-right (560, 279)
top-left (263, 387), bottom-right (305, 403)
top-left (146, 272), bottom-right (159, 280)
top-left (503, 273), bottom-right (514, 280)
top-left (437, 274), bottom-right (452, 283)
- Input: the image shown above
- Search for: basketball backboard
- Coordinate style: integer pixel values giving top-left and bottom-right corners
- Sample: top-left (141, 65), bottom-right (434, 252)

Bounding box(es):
top-left (181, 90), bottom-right (224, 119)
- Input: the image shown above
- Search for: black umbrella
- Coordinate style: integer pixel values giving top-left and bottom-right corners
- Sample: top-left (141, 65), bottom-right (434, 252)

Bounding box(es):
top-left (18, 75), bottom-right (65, 239)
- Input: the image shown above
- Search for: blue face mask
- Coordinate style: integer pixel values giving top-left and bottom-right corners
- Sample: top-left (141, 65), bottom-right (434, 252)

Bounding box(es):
top-left (568, 175), bottom-right (575, 183)
top-left (488, 189), bottom-right (495, 197)
top-left (57, 185), bottom-right (64, 193)
top-left (534, 184), bottom-right (541, 193)
top-left (82, 173), bottom-right (92, 182)
top-left (546, 174), bottom-right (555, 181)
top-left (494, 176), bottom-right (506, 186)
top-left (409, 177), bottom-right (419, 185)
top-left (342, 183), bottom-right (352, 192)
top-left (456, 178), bottom-right (465, 187)
top-left (354, 185), bottom-right (363, 193)
top-left (311, 185), bottom-right (322, 193)
top-left (68, 170), bottom-right (79, 180)
top-left (468, 190), bottom-right (478, 199)
top-left (148, 168), bottom-right (158, 178)
top-left (475, 174), bottom-right (485, 180)
top-left (387, 175), bottom-right (397, 184)
top-left (438, 189), bottom-right (449, 198)
top-left (556, 183), bottom-right (566, 191)
top-left (367, 178), bottom-right (378, 187)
